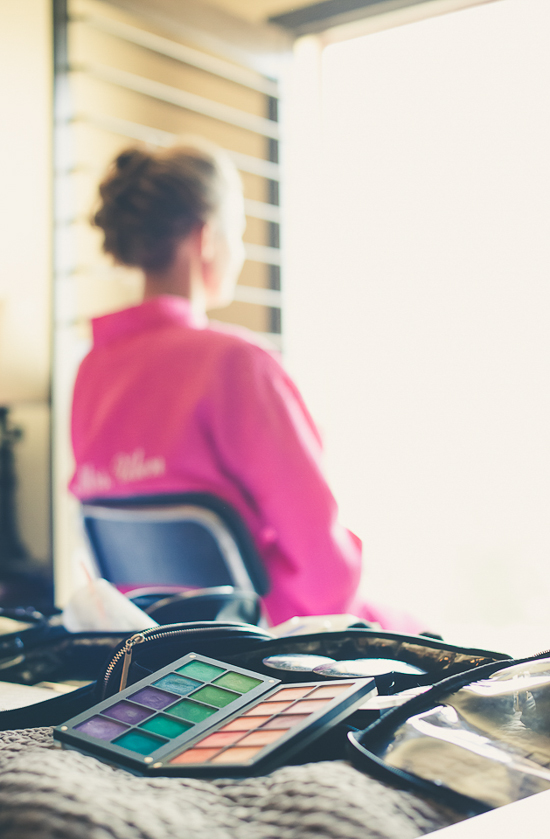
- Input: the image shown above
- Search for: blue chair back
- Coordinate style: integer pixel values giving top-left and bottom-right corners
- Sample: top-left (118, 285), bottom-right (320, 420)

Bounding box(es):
top-left (81, 493), bottom-right (270, 595)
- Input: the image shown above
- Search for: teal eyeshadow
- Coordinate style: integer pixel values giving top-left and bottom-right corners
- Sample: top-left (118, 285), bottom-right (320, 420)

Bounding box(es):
top-left (114, 730), bottom-right (164, 755)
top-left (153, 674), bottom-right (201, 696)
top-left (213, 672), bottom-right (262, 692)
top-left (140, 715), bottom-right (192, 738)
top-left (168, 699), bottom-right (217, 723)
top-left (191, 685), bottom-right (240, 708)
top-left (176, 661), bottom-right (226, 681)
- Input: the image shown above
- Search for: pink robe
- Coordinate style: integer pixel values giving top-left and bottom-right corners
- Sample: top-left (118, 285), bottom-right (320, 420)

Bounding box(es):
top-left (70, 295), bottom-right (422, 633)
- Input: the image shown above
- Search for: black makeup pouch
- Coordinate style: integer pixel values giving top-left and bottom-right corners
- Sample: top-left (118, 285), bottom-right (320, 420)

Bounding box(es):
top-left (98, 626), bottom-right (511, 698)
top-left (347, 651), bottom-right (550, 816)
top-left (0, 606), bottom-right (49, 669)
top-left (0, 622), bottom-right (273, 730)
top-left (0, 622), bottom-right (510, 743)
top-left (90, 626), bottom-right (511, 767)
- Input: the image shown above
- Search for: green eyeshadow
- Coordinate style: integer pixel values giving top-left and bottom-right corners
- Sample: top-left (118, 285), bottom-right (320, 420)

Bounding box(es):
top-left (213, 672), bottom-right (263, 693)
top-left (140, 715), bottom-right (192, 738)
top-left (177, 661), bottom-right (226, 681)
top-left (114, 730), bottom-right (163, 755)
top-left (191, 685), bottom-right (240, 708)
top-left (169, 699), bottom-right (217, 723)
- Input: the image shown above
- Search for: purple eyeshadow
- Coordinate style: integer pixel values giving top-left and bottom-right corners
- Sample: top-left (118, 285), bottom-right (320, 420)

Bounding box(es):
top-left (103, 701), bottom-right (153, 725)
top-left (130, 686), bottom-right (177, 710)
top-left (74, 715), bottom-right (128, 741)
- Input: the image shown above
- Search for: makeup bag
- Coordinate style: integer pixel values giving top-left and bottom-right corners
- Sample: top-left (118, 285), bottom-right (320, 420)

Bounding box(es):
top-left (81, 625), bottom-right (512, 768)
top-left (0, 606), bottom-right (49, 669)
top-left (347, 650), bottom-right (550, 816)
top-left (0, 621), bottom-right (510, 740)
top-left (0, 621), bottom-right (273, 730)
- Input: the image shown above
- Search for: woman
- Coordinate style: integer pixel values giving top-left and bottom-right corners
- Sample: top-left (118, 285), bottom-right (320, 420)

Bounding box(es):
top-left (70, 140), bottom-right (422, 632)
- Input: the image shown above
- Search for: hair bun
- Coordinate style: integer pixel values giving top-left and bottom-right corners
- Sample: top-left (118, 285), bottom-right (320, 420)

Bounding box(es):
top-left (115, 148), bottom-right (150, 174)
top-left (94, 141), bottom-right (242, 272)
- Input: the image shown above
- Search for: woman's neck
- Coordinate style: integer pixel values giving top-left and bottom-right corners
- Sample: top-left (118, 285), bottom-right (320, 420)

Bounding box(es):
top-left (142, 236), bottom-right (207, 318)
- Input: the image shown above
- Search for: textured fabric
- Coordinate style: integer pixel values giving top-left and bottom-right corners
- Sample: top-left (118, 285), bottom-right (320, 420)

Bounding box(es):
top-left (0, 727), bottom-right (462, 839)
top-left (70, 296), bottom-right (422, 632)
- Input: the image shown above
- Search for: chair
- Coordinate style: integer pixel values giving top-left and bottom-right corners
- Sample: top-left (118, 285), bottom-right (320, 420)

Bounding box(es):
top-left (81, 493), bottom-right (270, 598)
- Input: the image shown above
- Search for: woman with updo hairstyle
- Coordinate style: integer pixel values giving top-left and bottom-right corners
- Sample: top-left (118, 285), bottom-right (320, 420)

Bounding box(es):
top-left (69, 140), bottom-right (423, 632)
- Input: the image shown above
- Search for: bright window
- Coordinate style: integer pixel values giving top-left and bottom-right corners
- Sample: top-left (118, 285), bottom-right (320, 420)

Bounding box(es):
top-left (285, 0), bottom-right (550, 653)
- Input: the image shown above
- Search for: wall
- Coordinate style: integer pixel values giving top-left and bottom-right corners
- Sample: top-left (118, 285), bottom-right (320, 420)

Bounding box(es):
top-left (0, 0), bottom-right (52, 565)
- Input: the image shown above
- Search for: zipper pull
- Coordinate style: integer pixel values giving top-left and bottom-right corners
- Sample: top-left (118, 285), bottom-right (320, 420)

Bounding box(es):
top-left (119, 633), bottom-right (146, 692)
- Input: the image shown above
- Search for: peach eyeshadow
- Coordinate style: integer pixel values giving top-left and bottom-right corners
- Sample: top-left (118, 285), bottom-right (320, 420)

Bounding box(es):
top-left (196, 731), bottom-right (243, 748)
top-left (170, 748), bottom-right (220, 765)
top-left (243, 702), bottom-right (290, 716)
top-left (261, 714), bottom-right (308, 729)
top-left (211, 747), bottom-right (261, 764)
top-left (310, 684), bottom-right (351, 698)
top-left (238, 730), bottom-right (283, 747)
top-left (283, 699), bottom-right (327, 714)
top-left (218, 716), bottom-right (271, 732)
top-left (266, 687), bottom-right (311, 701)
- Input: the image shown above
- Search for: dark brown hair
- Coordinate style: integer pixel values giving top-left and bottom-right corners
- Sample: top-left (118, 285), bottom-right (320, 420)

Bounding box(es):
top-left (93, 142), bottom-right (240, 272)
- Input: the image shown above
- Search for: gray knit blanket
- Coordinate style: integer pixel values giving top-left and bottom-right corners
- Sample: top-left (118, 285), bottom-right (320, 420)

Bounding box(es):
top-left (0, 728), bottom-right (463, 839)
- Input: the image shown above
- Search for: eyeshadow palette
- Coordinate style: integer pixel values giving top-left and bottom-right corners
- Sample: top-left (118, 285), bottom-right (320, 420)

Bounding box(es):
top-left (54, 653), bottom-right (376, 777)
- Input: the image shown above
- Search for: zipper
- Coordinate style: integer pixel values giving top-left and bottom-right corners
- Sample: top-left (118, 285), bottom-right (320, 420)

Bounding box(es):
top-left (103, 626), bottom-right (205, 695)
top-left (118, 632), bottom-right (146, 692)
top-left (101, 623), bottom-right (272, 697)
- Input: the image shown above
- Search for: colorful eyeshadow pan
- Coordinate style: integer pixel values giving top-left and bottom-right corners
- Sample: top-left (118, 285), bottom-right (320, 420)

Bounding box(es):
top-left (103, 701), bottom-right (152, 725)
top-left (74, 716), bottom-right (128, 741)
top-left (177, 661), bottom-right (225, 681)
top-left (213, 672), bottom-right (262, 692)
top-left (169, 699), bottom-right (217, 723)
top-left (130, 687), bottom-right (178, 710)
top-left (54, 653), bottom-right (279, 772)
top-left (153, 674), bottom-right (201, 695)
top-left (238, 730), bottom-right (282, 746)
top-left (171, 748), bottom-right (220, 764)
top-left (261, 714), bottom-right (308, 729)
top-left (267, 686), bottom-right (311, 701)
top-left (219, 717), bottom-right (271, 732)
top-left (191, 685), bottom-right (240, 707)
top-left (198, 731), bottom-right (244, 748)
top-left (114, 730), bottom-right (163, 755)
top-left (244, 702), bottom-right (290, 715)
top-left (140, 715), bottom-right (192, 738)
top-left (54, 653), bottom-right (376, 779)
top-left (211, 747), bottom-right (260, 764)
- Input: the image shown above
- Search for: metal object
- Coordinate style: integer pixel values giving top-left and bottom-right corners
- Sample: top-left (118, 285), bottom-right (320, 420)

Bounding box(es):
top-left (313, 658), bottom-right (427, 678)
top-left (262, 654), bottom-right (336, 672)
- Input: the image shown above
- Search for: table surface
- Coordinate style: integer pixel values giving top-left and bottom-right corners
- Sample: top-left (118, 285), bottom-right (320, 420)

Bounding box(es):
top-left (428, 789), bottom-right (550, 837)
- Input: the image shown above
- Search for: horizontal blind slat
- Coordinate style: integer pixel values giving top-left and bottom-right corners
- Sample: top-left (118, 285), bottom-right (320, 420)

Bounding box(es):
top-left (72, 62), bottom-right (281, 139)
top-left (71, 13), bottom-right (279, 97)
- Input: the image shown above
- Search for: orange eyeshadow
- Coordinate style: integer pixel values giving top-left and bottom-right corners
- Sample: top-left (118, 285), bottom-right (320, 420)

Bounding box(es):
top-left (309, 684), bottom-right (351, 699)
top-left (266, 687), bottom-right (311, 701)
top-left (238, 730), bottom-right (282, 746)
top-left (170, 748), bottom-right (219, 765)
top-left (196, 731), bottom-right (243, 748)
top-left (218, 716), bottom-right (270, 732)
top-left (290, 699), bottom-right (328, 714)
top-left (244, 701), bottom-right (290, 716)
top-left (261, 714), bottom-right (308, 729)
top-left (211, 747), bottom-right (261, 764)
